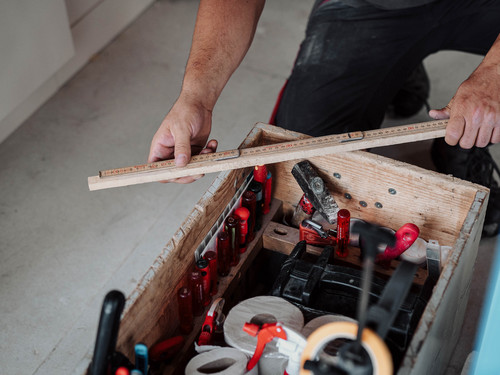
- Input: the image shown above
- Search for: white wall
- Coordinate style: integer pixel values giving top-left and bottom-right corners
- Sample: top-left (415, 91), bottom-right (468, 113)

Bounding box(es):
top-left (0, 0), bottom-right (74, 137)
top-left (0, 0), bottom-right (155, 144)
top-left (65, 0), bottom-right (102, 26)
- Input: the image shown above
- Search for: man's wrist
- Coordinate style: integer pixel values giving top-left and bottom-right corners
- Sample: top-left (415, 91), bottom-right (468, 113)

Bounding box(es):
top-left (178, 87), bottom-right (217, 112)
top-left (481, 33), bottom-right (500, 66)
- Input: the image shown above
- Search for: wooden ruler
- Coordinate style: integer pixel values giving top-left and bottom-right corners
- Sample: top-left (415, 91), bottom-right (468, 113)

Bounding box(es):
top-left (88, 119), bottom-right (447, 191)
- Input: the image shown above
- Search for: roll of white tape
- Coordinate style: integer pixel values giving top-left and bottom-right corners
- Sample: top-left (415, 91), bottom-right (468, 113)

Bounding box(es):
top-left (224, 296), bottom-right (304, 375)
top-left (185, 347), bottom-right (257, 375)
top-left (399, 237), bottom-right (427, 264)
top-left (302, 314), bottom-right (356, 338)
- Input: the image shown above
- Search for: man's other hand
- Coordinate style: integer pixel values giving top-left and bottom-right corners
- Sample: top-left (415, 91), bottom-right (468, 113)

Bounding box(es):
top-left (430, 62), bottom-right (500, 149)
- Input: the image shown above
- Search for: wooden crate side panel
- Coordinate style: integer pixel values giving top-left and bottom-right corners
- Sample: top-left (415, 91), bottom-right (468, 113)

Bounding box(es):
top-left (116, 168), bottom-right (248, 354)
top-left (255, 122), bottom-right (308, 144)
top-left (272, 152), bottom-right (481, 246)
top-left (115, 127), bottom-right (263, 357)
top-left (399, 191), bottom-right (488, 374)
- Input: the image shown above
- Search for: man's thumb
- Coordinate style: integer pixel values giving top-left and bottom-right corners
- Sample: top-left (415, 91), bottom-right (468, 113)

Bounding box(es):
top-left (429, 108), bottom-right (451, 120)
top-left (429, 104), bottom-right (451, 120)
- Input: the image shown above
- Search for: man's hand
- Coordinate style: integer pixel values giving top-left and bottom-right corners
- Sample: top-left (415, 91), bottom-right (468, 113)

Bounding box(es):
top-left (430, 35), bottom-right (500, 149)
top-left (148, 94), bottom-right (217, 184)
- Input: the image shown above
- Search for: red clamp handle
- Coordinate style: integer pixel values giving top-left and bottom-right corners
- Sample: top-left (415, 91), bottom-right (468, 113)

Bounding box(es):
top-left (243, 322), bottom-right (287, 370)
top-left (198, 298), bottom-right (225, 346)
top-left (198, 315), bottom-right (216, 346)
top-left (377, 223), bottom-right (419, 264)
top-left (299, 222), bottom-right (336, 247)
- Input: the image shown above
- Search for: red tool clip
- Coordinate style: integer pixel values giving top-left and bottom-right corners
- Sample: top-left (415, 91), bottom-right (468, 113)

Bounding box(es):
top-left (198, 298), bottom-right (225, 346)
top-left (149, 335), bottom-right (184, 362)
top-left (376, 223), bottom-right (420, 265)
top-left (299, 219), bottom-right (336, 247)
top-left (243, 322), bottom-right (287, 370)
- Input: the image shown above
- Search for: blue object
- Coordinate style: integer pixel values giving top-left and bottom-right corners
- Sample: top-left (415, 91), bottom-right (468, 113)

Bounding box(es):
top-left (470, 240), bottom-right (500, 374)
top-left (131, 371), bottom-right (143, 375)
top-left (134, 343), bottom-right (148, 375)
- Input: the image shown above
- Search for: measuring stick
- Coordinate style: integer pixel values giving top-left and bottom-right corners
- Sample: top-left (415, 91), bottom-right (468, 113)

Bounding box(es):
top-left (88, 119), bottom-right (447, 191)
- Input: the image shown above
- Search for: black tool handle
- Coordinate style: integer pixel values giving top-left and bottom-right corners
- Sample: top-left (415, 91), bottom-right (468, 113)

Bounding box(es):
top-left (367, 260), bottom-right (418, 339)
top-left (351, 221), bottom-right (395, 354)
top-left (89, 290), bottom-right (126, 375)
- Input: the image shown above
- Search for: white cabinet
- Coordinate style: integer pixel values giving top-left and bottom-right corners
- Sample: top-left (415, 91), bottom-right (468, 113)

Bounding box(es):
top-left (0, 0), bottom-right (74, 135)
top-left (0, 0), bottom-right (154, 144)
top-left (65, 0), bottom-right (102, 26)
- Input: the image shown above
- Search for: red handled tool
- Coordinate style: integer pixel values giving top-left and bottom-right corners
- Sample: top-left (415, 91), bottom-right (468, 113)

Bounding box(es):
top-left (196, 258), bottom-right (211, 307)
top-left (254, 165), bottom-right (268, 214)
top-left (376, 223), bottom-right (420, 265)
top-left (217, 231), bottom-right (231, 277)
top-left (299, 219), bottom-right (336, 247)
top-left (177, 287), bottom-right (193, 334)
top-left (225, 215), bottom-right (241, 266)
top-left (198, 298), bottom-right (225, 346)
top-left (241, 191), bottom-right (257, 241)
top-left (336, 209), bottom-right (350, 258)
top-left (243, 322), bottom-right (287, 371)
top-left (235, 207), bottom-right (250, 253)
top-left (264, 170), bottom-right (272, 215)
top-left (203, 250), bottom-right (218, 296)
top-left (189, 271), bottom-right (204, 316)
top-left (149, 336), bottom-right (184, 362)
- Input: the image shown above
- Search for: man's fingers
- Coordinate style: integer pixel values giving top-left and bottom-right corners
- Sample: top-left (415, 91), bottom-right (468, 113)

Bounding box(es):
top-left (200, 139), bottom-right (218, 154)
top-left (491, 127), bottom-right (500, 144)
top-left (174, 131), bottom-right (192, 167)
top-left (165, 175), bottom-right (204, 184)
top-left (445, 114), bottom-right (466, 146)
top-left (166, 140), bottom-right (217, 183)
top-left (158, 140), bottom-right (217, 183)
top-left (458, 112), bottom-right (482, 149)
top-left (148, 139), bottom-right (174, 163)
top-left (476, 123), bottom-right (494, 148)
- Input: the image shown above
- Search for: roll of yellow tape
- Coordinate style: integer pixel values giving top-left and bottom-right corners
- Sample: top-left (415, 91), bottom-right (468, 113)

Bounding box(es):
top-left (299, 321), bottom-right (392, 375)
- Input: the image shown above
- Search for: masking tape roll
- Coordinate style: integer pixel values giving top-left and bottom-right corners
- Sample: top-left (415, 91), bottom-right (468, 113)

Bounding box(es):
top-left (301, 314), bottom-right (356, 338)
top-left (224, 296), bottom-right (304, 375)
top-left (400, 237), bottom-right (427, 264)
top-left (299, 321), bottom-right (393, 375)
top-left (185, 347), bottom-right (257, 375)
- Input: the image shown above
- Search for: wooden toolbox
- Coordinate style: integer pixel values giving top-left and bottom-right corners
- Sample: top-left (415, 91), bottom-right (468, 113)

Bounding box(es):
top-left (101, 123), bottom-right (488, 374)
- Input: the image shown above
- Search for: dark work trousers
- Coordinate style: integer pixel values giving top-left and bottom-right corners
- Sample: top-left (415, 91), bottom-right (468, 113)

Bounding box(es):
top-left (275, 0), bottom-right (500, 136)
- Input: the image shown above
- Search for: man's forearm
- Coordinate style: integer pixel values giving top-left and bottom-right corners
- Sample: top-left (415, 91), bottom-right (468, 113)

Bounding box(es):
top-left (181, 0), bottom-right (266, 110)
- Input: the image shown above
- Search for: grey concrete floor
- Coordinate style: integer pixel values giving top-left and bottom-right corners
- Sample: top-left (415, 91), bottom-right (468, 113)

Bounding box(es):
top-left (0, 0), bottom-right (497, 374)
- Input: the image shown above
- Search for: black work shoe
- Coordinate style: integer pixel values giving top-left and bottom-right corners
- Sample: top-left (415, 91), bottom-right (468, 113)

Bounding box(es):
top-left (390, 63), bottom-right (431, 118)
top-left (431, 139), bottom-right (500, 237)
